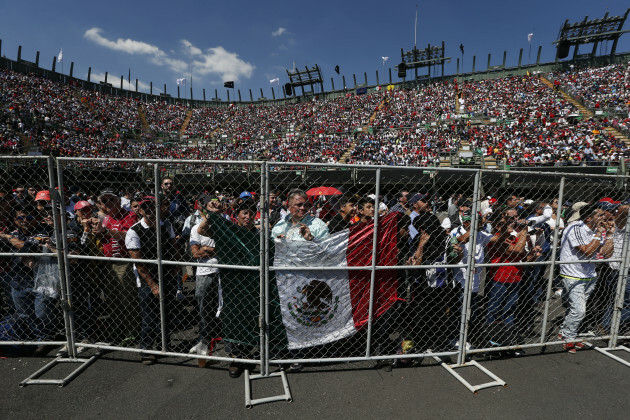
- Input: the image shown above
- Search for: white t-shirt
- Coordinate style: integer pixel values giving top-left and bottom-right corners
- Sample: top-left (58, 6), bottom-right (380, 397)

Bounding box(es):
top-left (125, 218), bottom-right (176, 287)
top-left (451, 227), bottom-right (494, 292)
top-left (190, 223), bottom-right (219, 275)
top-left (559, 221), bottom-right (597, 279)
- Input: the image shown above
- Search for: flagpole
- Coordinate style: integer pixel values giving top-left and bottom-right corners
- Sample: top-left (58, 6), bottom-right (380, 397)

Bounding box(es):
top-left (414, 4), bottom-right (418, 48)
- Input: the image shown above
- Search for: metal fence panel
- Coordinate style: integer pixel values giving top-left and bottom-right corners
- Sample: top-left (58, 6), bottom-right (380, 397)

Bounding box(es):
top-left (3, 157), bottom-right (630, 376)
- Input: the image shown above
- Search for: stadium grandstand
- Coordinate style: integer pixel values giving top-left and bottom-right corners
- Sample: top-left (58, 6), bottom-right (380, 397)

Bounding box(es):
top-left (1, 23), bottom-right (629, 175)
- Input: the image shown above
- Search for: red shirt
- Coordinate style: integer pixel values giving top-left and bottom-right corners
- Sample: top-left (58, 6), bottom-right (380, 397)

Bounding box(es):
top-left (487, 234), bottom-right (523, 283)
top-left (101, 210), bottom-right (136, 258)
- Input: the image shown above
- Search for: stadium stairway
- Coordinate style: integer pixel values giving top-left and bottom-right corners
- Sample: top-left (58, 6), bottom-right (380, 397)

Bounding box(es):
top-left (338, 99), bottom-right (386, 164)
top-left (138, 104), bottom-right (149, 132)
top-left (539, 76), bottom-right (630, 148)
top-left (179, 109), bottom-right (193, 138)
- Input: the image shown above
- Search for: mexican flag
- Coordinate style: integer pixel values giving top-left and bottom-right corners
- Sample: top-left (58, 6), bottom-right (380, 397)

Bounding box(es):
top-left (207, 212), bottom-right (399, 351)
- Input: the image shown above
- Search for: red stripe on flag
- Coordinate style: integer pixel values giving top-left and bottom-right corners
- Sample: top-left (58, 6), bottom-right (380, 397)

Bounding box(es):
top-left (346, 212), bottom-right (399, 329)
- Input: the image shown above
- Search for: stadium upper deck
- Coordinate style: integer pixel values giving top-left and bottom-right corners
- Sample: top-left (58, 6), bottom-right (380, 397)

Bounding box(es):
top-left (1, 51), bottom-right (629, 170)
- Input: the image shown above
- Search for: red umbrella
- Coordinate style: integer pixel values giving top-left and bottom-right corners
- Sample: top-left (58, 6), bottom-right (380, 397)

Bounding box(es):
top-left (306, 186), bottom-right (343, 197)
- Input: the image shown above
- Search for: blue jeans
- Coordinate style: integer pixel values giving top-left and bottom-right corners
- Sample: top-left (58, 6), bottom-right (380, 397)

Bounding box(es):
top-left (600, 268), bottom-right (620, 330)
top-left (487, 281), bottom-right (520, 325)
top-left (560, 276), bottom-right (597, 339)
top-left (1, 273), bottom-right (15, 313)
top-left (12, 285), bottom-right (58, 341)
top-left (138, 284), bottom-right (162, 350)
top-left (195, 273), bottom-right (220, 346)
top-left (137, 278), bottom-right (176, 350)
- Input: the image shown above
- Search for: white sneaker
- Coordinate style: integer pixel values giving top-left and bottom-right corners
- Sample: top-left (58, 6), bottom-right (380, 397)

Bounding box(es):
top-left (554, 289), bottom-right (563, 298)
top-left (76, 340), bottom-right (90, 354)
top-left (57, 341), bottom-right (89, 357)
top-left (56, 344), bottom-right (68, 357)
top-left (189, 342), bottom-right (205, 354)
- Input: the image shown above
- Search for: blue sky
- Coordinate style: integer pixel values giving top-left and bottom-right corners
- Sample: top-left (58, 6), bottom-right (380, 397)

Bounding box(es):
top-left (1, 0), bottom-right (628, 100)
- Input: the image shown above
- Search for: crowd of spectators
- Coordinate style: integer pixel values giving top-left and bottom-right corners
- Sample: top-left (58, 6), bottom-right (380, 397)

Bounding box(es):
top-left (142, 101), bottom-right (187, 134)
top-left (552, 63), bottom-right (630, 111)
top-left (371, 82), bottom-right (456, 128)
top-left (2, 177), bottom-right (630, 366)
top-left (347, 129), bottom-right (458, 166)
top-left (0, 64), bottom-right (629, 168)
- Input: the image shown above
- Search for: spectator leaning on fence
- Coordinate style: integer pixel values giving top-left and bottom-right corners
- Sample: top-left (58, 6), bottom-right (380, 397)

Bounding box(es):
top-left (124, 196), bottom-right (179, 365)
top-left (599, 201), bottom-right (627, 334)
top-left (188, 195), bottom-right (221, 365)
top-left (95, 189), bottom-right (140, 344)
top-left (558, 202), bottom-right (614, 353)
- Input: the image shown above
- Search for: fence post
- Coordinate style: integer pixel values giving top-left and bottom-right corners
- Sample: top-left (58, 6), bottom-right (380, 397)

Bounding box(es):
top-left (261, 162), bottom-right (269, 376)
top-left (457, 170), bottom-right (481, 365)
top-left (540, 177), bottom-right (565, 344)
top-left (154, 163), bottom-right (168, 352)
top-left (49, 156), bottom-right (77, 358)
top-left (365, 168), bottom-right (382, 358)
top-left (608, 203), bottom-right (630, 348)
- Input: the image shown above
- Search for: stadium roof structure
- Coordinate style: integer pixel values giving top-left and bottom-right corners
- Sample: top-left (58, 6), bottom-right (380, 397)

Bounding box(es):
top-left (285, 65), bottom-right (324, 97)
top-left (398, 42), bottom-right (450, 80)
top-left (553, 9), bottom-right (630, 61)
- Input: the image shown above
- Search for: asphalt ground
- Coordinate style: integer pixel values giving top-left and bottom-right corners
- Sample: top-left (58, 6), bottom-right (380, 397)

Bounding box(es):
top-left (1, 343), bottom-right (629, 419)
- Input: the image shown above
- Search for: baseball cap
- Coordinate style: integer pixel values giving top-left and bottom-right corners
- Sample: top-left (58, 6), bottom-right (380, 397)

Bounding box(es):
top-left (138, 196), bottom-right (157, 209)
top-left (598, 197), bottom-right (621, 208)
top-left (74, 201), bottom-right (92, 211)
top-left (566, 202), bottom-right (589, 224)
top-left (239, 191), bottom-right (253, 199)
top-left (99, 188), bottom-right (117, 197)
top-left (408, 193), bottom-right (429, 205)
top-left (35, 190), bottom-right (51, 201)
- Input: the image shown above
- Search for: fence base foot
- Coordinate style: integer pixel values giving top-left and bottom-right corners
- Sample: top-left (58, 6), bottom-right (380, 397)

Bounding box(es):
top-left (244, 369), bottom-right (293, 409)
top-left (19, 350), bottom-right (104, 388)
top-left (593, 345), bottom-right (630, 367)
top-left (433, 356), bottom-right (506, 394)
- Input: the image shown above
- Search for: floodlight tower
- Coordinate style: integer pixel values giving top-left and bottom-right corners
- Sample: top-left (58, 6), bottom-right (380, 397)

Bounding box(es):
top-left (553, 8), bottom-right (630, 61)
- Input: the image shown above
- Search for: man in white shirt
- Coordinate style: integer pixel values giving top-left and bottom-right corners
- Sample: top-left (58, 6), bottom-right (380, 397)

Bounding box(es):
top-left (125, 196), bottom-right (179, 365)
top-left (558, 203), bottom-right (613, 353)
top-left (271, 189), bottom-right (329, 242)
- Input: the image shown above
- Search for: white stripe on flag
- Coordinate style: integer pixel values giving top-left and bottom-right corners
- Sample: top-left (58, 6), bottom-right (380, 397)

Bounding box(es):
top-left (274, 231), bottom-right (357, 350)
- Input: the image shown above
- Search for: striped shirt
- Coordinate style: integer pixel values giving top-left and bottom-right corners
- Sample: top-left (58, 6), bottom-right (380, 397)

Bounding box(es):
top-left (559, 221), bottom-right (596, 279)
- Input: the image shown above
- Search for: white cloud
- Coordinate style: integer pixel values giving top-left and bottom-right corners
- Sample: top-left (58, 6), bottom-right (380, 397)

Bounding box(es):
top-left (84, 28), bottom-right (166, 57)
top-left (181, 39), bottom-right (202, 56)
top-left (84, 28), bottom-right (254, 83)
top-left (192, 46), bottom-right (255, 82)
top-left (271, 27), bottom-right (287, 37)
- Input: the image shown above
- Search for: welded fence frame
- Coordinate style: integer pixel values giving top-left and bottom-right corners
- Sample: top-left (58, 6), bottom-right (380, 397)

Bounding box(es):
top-left (2, 156), bottom-right (630, 378)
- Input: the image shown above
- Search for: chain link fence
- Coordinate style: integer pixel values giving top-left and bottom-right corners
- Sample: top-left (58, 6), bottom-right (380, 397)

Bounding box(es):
top-left (1, 156), bottom-right (630, 378)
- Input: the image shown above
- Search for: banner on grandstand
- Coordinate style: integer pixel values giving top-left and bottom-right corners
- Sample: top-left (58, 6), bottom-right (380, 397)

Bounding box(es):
top-left (274, 213), bottom-right (399, 350)
top-left (206, 212), bottom-right (399, 350)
